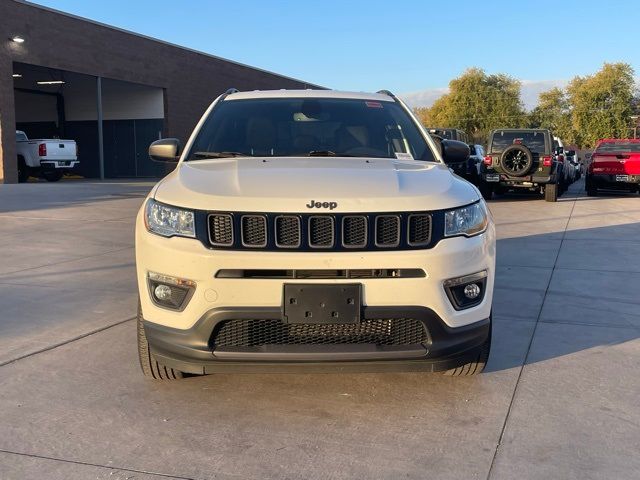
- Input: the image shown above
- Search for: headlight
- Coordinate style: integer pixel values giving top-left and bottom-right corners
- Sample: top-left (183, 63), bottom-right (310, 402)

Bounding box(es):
top-left (145, 199), bottom-right (195, 238)
top-left (444, 201), bottom-right (488, 237)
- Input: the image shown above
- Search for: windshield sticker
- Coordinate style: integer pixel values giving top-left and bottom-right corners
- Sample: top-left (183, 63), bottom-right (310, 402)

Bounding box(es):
top-left (395, 152), bottom-right (414, 160)
top-left (365, 101), bottom-right (383, 108)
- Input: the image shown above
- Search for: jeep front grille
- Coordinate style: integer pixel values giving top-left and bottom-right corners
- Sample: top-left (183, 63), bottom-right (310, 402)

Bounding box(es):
top-left (204, 211), bottom-right (435, 251)
top-left (211, 318), bottom-right (428, 347)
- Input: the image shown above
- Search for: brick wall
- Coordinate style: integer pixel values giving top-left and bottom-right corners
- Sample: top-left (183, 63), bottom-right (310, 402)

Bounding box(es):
top-left (0, 0), bottom-right (319, 182)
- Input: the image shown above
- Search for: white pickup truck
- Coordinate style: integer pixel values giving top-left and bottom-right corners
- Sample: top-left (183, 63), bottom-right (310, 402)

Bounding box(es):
top-left (16, 130), bottom-right (79, 182)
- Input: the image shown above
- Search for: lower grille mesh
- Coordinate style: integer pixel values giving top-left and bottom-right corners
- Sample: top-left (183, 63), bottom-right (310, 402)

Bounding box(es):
top-left (212, 318), bottom-right (428, 347)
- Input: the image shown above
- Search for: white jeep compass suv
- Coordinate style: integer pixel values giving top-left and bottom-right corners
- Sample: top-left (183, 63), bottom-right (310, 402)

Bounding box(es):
top-left (136, 89), bottom-right (495, 379)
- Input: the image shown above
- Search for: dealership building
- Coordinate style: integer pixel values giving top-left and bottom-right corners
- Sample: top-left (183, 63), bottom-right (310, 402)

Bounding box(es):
top-left (0, 0), bottom-right (318, 183)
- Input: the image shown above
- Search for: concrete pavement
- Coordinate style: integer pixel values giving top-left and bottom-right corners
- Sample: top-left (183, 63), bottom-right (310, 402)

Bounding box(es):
top-left (0, 179), bottom-right (638, 479)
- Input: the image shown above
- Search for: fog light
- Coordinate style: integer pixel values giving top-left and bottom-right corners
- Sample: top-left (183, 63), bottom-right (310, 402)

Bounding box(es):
top-left (464, 283), bottom-right (481, 299)
top-left (147, 272), bottom-right (196, 311)
top-left (443, 271), bottom-right (488, 311)
top-left (154, 284), bottom-right (172, 301)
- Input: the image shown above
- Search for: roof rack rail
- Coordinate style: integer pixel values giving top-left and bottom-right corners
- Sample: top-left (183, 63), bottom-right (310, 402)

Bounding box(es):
top-left (376, 89), bottom-right (396, 98)
top-left (218, 88), bottom-right (239, 102)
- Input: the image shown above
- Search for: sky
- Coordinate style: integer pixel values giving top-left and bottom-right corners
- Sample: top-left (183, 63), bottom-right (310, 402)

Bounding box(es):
top-left (32, 0), bottom-right (639, 109)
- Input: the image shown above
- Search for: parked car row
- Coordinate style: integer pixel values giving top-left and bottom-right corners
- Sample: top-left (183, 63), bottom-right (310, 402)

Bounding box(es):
top-left (585, 138), bottom-right (640, 196)
top-left (428, 127), bottom-right (581, 202)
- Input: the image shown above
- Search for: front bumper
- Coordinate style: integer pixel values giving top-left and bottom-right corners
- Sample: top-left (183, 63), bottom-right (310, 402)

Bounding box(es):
top-left (136, 203), bottom-right (495, 371)
top-left (144, 306), bottom-right (491, 374)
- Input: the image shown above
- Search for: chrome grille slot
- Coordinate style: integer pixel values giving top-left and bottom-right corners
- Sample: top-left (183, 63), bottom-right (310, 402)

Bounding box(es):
top-left (308, 216), bottom-right (334, 248)
top-left (375, 215), bottom-right (400, 247)
top-left (342, 216), bottom-right (367, 248)
top-left (408, 214), bottom-right (432, 246)
top-left (275, 216), bottom-right (301, 248)
top-left (208, 214), bottom-right (233, 246)
top-left (241, 215), bottom-right (267, 247)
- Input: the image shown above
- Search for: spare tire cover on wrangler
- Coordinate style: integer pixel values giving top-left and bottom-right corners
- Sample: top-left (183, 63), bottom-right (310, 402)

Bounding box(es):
top-left (500, 145), bottom-right (534, 177)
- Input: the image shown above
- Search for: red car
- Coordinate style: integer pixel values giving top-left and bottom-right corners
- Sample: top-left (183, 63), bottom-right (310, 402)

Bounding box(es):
top-left (586, 139), bottom-right (640, 196)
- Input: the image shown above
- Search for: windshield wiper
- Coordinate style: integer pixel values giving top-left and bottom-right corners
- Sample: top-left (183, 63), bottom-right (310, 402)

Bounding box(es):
top-left (308, 150), bottom-right (337, 156)
top-left (307, 150), bottom-right (361, 157)
top-left (191, 151), bottom-right (250, 159)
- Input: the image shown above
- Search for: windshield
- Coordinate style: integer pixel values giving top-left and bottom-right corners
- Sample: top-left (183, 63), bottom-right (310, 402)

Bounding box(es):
top-left (491, 131), bottom-right (547, 153)
top-left (596, 141), bottom-right (640, 153)
top-left (186, 98), bottom-right (436, 161)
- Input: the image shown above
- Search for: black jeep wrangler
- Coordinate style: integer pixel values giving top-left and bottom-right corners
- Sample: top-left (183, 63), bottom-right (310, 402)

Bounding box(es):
top-left (481, 129), bottom-right (563, 202)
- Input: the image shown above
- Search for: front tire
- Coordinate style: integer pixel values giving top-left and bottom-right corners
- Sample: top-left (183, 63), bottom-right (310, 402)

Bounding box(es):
top-left (545, 183), bottom-right (558, 202)
top-left (443, 320), bottom-right (491, 376)
top-left (137, 302), bottom-right (185, 380)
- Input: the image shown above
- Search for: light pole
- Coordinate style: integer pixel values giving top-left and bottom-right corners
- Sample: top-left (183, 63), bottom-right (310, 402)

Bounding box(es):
top-left (632, 116), bottom-right (639, 139)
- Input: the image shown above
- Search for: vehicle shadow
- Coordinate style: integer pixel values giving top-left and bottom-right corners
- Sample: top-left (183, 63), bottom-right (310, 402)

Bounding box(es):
top-left (486, 217), bottom-right (640, 373)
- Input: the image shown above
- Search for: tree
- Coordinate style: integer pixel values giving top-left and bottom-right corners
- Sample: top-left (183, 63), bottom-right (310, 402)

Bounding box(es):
top-left (567, 63), bottom-right (635, 147)
top-left (413, 68), bottom-right (526, 143)
top-left (528, 87), bottom-right (575, 144)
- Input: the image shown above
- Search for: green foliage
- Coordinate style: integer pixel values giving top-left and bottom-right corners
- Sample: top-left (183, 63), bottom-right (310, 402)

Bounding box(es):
top-left (415, 63), bottom-right (638, 148)
top-left (528, 87), bottom-right (574, 144)
top-left (414, 68), bottom-right (526, 143)
top-left (566, 63), bottom-right (636, 147)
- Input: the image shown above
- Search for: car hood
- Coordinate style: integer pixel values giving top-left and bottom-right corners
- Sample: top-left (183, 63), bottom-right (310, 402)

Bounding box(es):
top-left (153, 157), bottom-right (479, 212)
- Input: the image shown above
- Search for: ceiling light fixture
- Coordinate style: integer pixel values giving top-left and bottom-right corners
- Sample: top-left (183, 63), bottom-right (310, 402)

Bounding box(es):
top-left (12, 74), bottom-right (22, 78)
top-left (37, 80), bottom-right (65, 85)
top-left (11, 36), bottom-right (25, 43)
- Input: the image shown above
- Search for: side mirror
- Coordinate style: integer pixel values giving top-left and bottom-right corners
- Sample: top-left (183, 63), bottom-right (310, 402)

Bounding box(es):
top-left (149, 138), bottom-right (181, 162)
top-left (441, 139), bottom-right (470, 164)
top-left (556, 146), bottom-right (564, 155)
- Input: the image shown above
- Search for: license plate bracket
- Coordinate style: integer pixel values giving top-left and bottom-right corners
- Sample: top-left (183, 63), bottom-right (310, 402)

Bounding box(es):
top-left (283, 284), bottom-right (361, 324)
top-left (485, 174), bottom-right (500, 182)
top-left (616, 175), bottom-right (629, 182)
